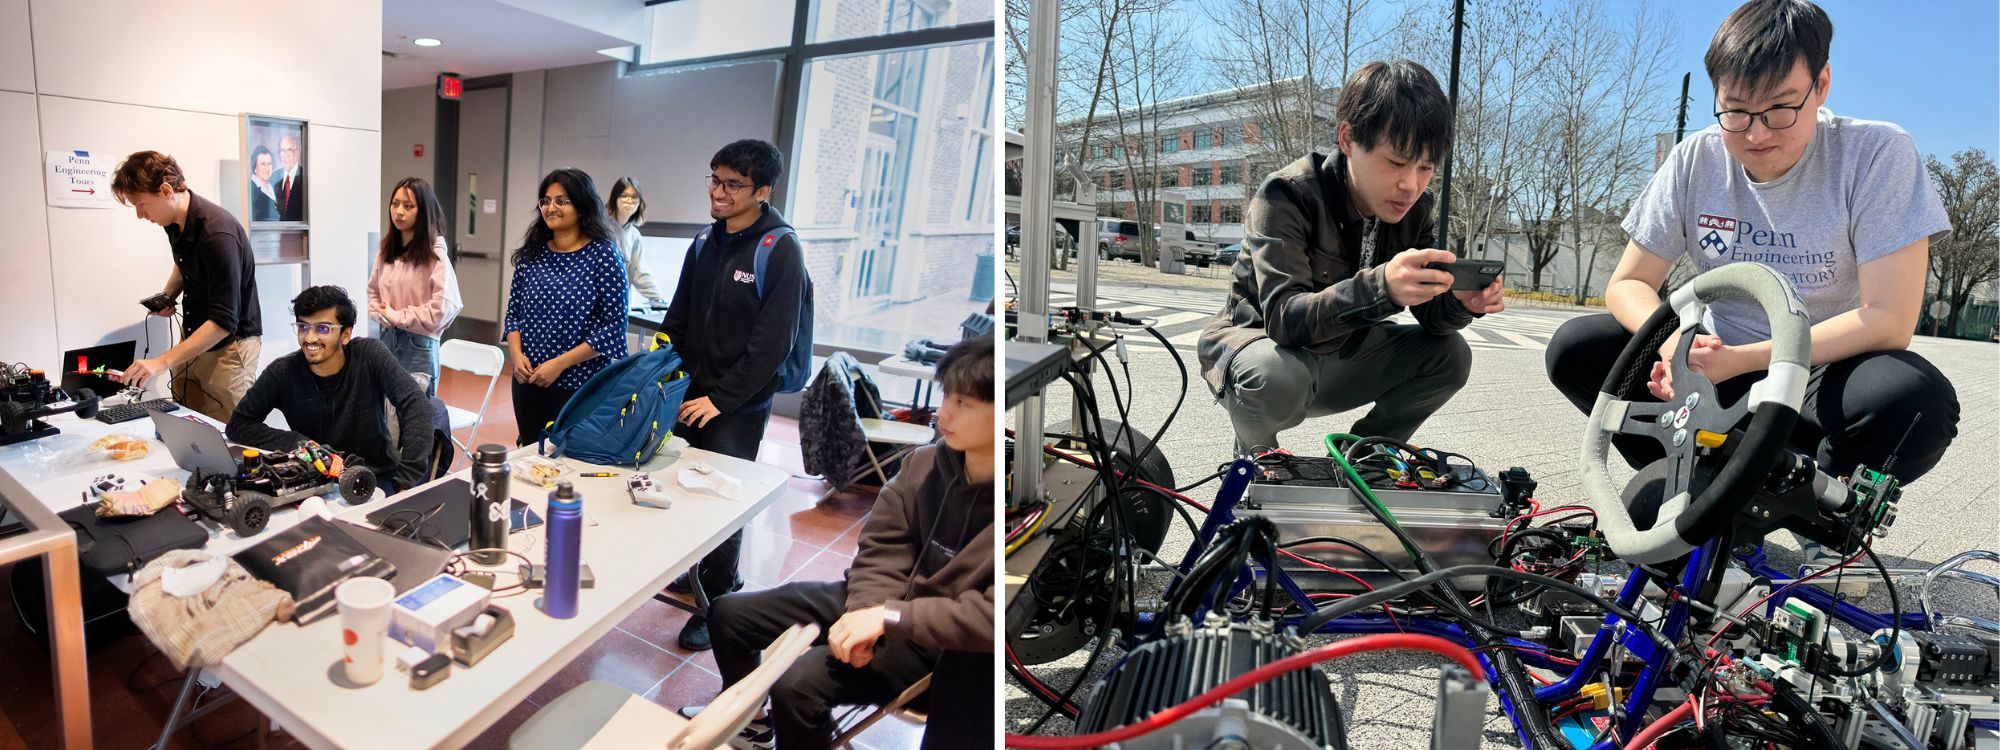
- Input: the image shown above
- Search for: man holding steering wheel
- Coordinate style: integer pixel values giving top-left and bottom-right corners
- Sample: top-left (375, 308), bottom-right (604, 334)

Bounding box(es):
top-left (1545, 0), bottom-right (1958, 523)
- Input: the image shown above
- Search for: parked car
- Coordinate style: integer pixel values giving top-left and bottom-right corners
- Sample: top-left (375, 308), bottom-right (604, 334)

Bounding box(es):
top-left (1097, 219), bottom-right (1148, 261)
top-left (1006, 223), bottom-right (1076, 258)
top-left (1990, 323), bottom-right (1998, 342)
top-left (1214, 242), bottom-right (1241, 266)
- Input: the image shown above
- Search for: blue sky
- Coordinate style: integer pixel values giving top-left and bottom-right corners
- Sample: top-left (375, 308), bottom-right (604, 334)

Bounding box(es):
top-left (1174, 0), bottom-right (1998, 162)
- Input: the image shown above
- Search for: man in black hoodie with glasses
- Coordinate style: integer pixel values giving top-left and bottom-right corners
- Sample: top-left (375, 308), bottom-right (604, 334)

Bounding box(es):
top-left (660, 139), bottom-right (810, 651)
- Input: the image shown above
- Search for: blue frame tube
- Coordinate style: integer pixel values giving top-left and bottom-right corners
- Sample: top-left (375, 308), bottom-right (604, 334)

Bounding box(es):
top-left (1735, 546), bottom-right (1929, 632)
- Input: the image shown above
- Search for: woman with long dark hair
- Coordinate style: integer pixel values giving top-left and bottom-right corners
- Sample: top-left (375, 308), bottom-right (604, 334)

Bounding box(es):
top-left (367, 177), bottom-right (462, 395)
top-left (504, 168), bottom-right (629, 445)
top-left (608, 176), bottom-right (667, 306)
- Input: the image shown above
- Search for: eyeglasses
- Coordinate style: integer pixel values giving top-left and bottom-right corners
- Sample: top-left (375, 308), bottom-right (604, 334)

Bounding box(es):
top-left (292, 322), bottom-right (346, 336)
top-left (705, 175), bottom-right (753, 193)
top-left (537, 196), bottom-right (573, 208)
top-left (1714, 81), bottom-right (1816, 133)
top-left (617, 195), bottom-right (640, 204)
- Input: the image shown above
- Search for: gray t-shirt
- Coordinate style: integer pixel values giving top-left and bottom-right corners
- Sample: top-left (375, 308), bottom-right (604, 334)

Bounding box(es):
top-left (1624, 108), bottom-right (1950, 344)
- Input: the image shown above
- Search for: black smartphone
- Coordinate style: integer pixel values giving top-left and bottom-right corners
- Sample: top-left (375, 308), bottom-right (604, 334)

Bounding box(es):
top-left (1424, 260), bottom-right (1505, 291)
top-left (509, 502), bottom-right (543, 532)
top-left (140, 293), bottom-right (174, 313)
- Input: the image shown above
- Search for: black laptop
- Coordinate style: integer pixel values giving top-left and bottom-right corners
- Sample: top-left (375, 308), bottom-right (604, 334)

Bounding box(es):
top-left (60, 341), bottom-right (137, 396)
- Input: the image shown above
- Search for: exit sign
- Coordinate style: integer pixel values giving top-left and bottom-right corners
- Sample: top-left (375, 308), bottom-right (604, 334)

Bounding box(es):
top-left (437, 73), bottom-right (463, 100)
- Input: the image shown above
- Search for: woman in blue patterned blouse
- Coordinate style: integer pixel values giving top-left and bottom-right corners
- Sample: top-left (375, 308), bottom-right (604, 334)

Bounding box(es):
top-left (504, 168), bottom-right (629, 445)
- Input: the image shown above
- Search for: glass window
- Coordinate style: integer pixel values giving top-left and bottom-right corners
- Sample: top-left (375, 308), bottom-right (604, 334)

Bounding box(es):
top-left (1219, 162), bottom-right (1240, 184)
top-left (1223, 126), bottom-right (1242, 145)
top-left (1191, 204), bottom-right (1211, 223)
top-left (790, 38), bottom-right (995, 350)
top-left (1221, 203), bottom-right (1243, 223)
top-left (1159, 135), bottom-right (1177, 154)
top-left (1193, 165), bottom-right (1212, 186)
top-left (644, 0), bottom-right (795, 64)
top-left (810, 0), bottom-right (992, 43)
top-left (1193, 130), bottom-right (1212, 150)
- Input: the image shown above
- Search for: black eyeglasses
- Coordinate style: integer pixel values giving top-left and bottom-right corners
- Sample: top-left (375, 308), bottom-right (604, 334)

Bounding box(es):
top-left (705, 175), bottom-right (753, 193)
top-left (1715, 81), bottom-right (1816, 133)
top-left (537, 196), bottom-right (573, 208)
top-left (292, 322), bottom-right (346, 336)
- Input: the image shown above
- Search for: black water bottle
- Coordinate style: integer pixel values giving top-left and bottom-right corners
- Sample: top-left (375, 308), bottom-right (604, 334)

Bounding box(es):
top-left (469, 445), bottom-right (511, 565)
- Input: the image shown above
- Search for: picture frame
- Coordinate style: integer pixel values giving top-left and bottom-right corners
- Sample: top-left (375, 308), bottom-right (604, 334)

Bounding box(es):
top-left (241, 113), bottom-right (310, 264)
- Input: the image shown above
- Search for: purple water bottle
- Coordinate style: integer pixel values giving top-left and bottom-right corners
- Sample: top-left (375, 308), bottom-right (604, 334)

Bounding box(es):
top-left (540, 481), bottom-right (582, 619)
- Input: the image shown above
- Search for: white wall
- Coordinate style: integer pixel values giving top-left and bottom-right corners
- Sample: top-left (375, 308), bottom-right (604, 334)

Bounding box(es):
top-left (383, 59), bottom-right (781, 318)
top-left (0, 0), bottom-right (381, 374)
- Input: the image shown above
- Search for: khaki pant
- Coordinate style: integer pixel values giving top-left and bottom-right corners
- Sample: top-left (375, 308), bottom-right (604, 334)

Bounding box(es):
top-left (171, 337), bottom-right (261, 423)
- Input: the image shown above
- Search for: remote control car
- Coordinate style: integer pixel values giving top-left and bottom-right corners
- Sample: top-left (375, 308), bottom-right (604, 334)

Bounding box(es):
top-left (0, 363), bottom-right (100, 445)
top-left (179, 441), bottom-right (376, 536)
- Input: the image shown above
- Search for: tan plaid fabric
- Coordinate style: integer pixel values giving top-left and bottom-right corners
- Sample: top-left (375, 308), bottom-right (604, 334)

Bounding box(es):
top-left (128, 549), bottom-right (296, 670)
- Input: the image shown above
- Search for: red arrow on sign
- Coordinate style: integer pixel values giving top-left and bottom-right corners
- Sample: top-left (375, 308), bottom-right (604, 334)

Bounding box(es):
top-left (70, 188), bottom-right (94, 195)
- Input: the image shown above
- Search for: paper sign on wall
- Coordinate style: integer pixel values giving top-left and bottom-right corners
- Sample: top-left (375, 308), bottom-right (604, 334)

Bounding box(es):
top-left (46, 150), bottom-right (115, 209)
top-left (483, 199), bottom-right (497, 214)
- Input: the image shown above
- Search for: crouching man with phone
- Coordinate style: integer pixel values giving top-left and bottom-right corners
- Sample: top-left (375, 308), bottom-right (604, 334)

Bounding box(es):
top-left (1198, 60), bottom-right (1504, 455)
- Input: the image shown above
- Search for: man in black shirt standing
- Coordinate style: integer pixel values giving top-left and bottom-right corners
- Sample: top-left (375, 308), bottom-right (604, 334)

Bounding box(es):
top-left (228, 286), bottom-right (433, 494)
top-left (659, 139), bottom-right (809, 651)
top-left (112, 151), bottom-right (264, 423)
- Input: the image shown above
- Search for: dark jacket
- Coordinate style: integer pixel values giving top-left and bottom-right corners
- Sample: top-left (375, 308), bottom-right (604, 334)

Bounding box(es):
top-left (226, 337), bottom-right (433, 491)
top-left (845, 443), bottom-right (994, 653)
top-left (659, 203), bottom-right (806, 414)
top-left (166, 191), bottom-right (263, 348)
top-left (1197, 151), bottom-right (1474, 394)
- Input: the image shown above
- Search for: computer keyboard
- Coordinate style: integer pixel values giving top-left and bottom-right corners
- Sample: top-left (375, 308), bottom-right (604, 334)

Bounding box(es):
top-left (95, 399), bottom-right (182, 424)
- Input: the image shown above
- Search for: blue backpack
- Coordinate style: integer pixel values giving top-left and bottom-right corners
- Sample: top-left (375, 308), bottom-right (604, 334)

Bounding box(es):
top-left (541, 333), bottom-right (692, 466)
top-left (691, 225), bottom-right (814, 396)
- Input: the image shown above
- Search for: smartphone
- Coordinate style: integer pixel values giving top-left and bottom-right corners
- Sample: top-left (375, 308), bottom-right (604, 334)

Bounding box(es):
top-left (1424, 260), bottom-right (1505, 291)
top-left (509, 502), bottom-right (544, 532)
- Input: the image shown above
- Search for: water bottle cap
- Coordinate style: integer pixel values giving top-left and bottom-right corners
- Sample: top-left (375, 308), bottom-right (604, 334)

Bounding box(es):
top-left (549, 480), bottom-right (581, 509)
top-left (476, 444), bottom-right (510, 463)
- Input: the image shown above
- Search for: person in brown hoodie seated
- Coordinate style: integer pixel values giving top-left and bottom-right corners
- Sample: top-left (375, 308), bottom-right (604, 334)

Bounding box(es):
top-left (680, 335), bottom-right (994, 750)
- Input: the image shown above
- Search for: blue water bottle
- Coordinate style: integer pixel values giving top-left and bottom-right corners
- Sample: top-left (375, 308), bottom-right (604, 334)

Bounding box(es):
top-left (540, 481), bottom-right (582, 619)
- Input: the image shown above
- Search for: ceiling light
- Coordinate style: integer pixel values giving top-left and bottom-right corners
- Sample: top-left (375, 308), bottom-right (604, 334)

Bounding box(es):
top-left (414, 38), bottom-right (442, 47)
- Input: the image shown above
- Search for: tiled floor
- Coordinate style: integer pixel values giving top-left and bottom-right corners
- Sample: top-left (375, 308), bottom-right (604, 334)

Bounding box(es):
top-left (0, 367), bottom-right (925, 750)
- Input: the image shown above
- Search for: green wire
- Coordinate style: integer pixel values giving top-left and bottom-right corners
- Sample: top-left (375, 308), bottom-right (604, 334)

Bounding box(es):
top-left (1322, 432), bottom-right (1424, 560)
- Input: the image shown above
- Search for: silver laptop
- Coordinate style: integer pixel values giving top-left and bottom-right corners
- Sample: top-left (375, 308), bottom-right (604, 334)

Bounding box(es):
top-left (149, 411), bottom-right (239, 474)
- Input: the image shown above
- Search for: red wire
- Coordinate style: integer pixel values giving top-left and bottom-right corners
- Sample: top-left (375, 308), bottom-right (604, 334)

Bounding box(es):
top-left (1704, 547), bottom-right (1865, 647)
top-left (1621, 697), bottom-right (1695, 750)
top-left (1007, 643), bottom-right (1082, 715)
top-left (1003, 634), bottom-right (1486, 749)
top-left (1276, 548), bottom-right (1405, 633)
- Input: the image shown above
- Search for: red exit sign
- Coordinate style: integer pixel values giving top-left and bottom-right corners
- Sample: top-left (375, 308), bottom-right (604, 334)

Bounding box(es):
top-left (437, 73), bottom-right (463, 100)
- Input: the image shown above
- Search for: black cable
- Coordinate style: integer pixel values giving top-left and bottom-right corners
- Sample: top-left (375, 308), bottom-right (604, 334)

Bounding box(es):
top-left (1822, 540), bottom-right (1902, 677)
top-left (1295, 563), bottom-right (1674, 659)
top-left (1174, 467), bottom-right (1226, 493)
top-left (1275, 535), bottom-right (1536, 637)
top-left (1769, 678), bottom-right (1845, 749)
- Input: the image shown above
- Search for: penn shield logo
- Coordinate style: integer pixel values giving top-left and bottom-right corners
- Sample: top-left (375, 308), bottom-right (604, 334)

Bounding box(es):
top-left (1697, 215), bottom-right (1738, 259)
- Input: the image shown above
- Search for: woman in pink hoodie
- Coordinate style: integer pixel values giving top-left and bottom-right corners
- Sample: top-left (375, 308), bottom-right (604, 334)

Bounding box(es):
top-left (368, 177), bottom-right (463, 395)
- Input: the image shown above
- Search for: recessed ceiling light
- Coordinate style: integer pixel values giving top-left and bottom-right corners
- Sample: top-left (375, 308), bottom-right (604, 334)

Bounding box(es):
top-left (414, 38), bottom-right (442, 47)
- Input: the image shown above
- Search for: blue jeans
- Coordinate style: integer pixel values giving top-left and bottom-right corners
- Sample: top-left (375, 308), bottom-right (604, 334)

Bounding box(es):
top-left (379, 327), bottom-right (440, 397)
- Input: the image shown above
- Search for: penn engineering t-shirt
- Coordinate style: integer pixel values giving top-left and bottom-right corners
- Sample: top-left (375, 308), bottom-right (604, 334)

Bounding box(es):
top-left (1623, 107), bottom-right (1950, 344)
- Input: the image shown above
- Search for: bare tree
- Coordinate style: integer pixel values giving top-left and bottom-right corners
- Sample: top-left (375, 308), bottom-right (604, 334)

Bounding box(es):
top-left (1203, 0), bottom-right (1369, 167)
top-left (1392, 0), bottom-right (1555, 262)
top-left (1926, 148), bottom-right (2000, 336)
top-left (1101, 2), bottom-right (1197, 267)
top-left (1515, 158), bottom-right (1568, 291)
top-left (1538, 0), bottom-right (1676, 304)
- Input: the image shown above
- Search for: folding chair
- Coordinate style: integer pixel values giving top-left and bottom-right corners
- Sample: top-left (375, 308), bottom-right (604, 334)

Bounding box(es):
top-left (830, 673), bottom-right (931, 748)
top-left (509, 624), bottom-right (820, 750)
top-left (836, 418), bottom-right (934, 493)
top-left (438, 339), bottom-right (505, 455)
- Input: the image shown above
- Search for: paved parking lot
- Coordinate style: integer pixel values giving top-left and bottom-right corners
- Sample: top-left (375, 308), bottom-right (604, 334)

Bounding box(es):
top-left (1006, 279), bottom-right (2000, 747)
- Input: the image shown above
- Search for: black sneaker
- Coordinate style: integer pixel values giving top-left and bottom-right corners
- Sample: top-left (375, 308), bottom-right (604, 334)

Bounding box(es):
top-left (666, 572), bottom-right (745, 596)
top-left (677, 706), bottom-right (773, 750)
top-left (679, 617), bottom-right (713, 651)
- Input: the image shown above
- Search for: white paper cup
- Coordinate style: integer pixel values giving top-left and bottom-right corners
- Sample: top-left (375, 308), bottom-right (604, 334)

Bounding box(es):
top-left (336, 577), bottom-right (396, 686)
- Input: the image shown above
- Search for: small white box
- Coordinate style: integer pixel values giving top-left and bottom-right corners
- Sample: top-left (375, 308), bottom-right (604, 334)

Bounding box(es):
top-left (390, 574), bottom-right (490, 654)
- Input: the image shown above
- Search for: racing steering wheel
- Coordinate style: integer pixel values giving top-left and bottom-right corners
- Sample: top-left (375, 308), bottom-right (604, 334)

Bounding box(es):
top-left (1579, 263), bottom-right (1813, 565)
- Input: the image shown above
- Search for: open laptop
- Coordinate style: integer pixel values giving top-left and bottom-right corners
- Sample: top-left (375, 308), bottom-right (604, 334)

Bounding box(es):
top-left (60, 341), bottom-right (136, 396)
top-left (149, 411), bottom-right (239, 474)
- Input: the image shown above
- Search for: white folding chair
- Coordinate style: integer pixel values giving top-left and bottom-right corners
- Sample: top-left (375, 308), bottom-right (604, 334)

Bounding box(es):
top-left (509, 623), bottom-right (820, 750)
top-left (438, 339), bottom-right (505, 455)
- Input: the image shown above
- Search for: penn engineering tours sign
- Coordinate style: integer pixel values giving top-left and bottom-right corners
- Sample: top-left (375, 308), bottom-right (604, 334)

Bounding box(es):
top-left (46, 150), bottom-right (114, 209)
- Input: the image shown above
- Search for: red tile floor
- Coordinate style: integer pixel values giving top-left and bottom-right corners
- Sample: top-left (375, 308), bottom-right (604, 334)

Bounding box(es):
top-left (0, 368), bottom-right (924, 750)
